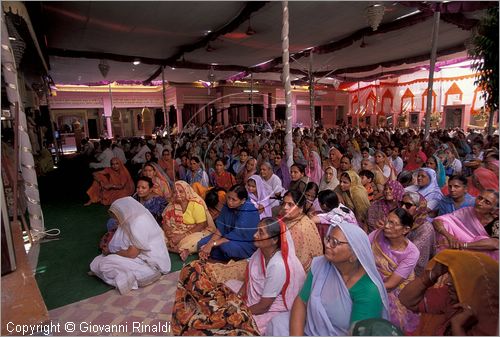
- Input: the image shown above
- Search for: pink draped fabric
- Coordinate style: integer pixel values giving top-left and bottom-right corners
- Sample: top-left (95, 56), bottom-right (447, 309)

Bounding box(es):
top-left (435, 206), bottom-right (498, 260)
top-left (306, 151), bottom-right (323, 185)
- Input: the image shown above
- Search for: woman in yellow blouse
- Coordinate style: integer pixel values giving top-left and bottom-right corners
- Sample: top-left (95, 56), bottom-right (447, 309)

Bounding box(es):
top-left (162, 181), bottom-right (216, 260)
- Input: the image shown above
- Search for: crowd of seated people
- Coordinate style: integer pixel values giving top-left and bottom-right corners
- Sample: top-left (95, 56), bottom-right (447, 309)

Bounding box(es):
top-left (81, 121), bottom-right (498, 335)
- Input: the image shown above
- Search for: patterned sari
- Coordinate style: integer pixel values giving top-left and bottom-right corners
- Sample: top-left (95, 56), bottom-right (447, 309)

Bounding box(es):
top-left (172, 261), bottom-right (260, 336)
top-left (162, 181), bottom-right (216, 253)
top-left (371, 230), bottom-right (420, 334)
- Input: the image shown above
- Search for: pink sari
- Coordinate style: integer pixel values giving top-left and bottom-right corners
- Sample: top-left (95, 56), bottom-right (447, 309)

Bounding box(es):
top-left (435, 206), bottom-right (499, 260)
top-left (371, 229), bottom-right (420, 333)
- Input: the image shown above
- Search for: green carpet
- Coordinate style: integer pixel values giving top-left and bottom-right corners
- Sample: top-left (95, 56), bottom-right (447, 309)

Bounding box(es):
top-left (35, 156), bottom-right (192, 310)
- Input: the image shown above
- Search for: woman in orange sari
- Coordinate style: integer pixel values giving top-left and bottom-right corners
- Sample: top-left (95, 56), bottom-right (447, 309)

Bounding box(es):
top-left (141, 162), bottom-right (172, 199)
top-left (84, 157), bottom-right (135, 206)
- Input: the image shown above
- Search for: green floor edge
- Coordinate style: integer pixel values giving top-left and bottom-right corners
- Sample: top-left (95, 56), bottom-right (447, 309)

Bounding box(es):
top-left (34, 158), bottom-right (194, 310)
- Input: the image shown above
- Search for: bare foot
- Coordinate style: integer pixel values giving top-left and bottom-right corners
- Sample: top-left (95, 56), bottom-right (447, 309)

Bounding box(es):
top-left (179, 249), bottom-right (190, 261)
top-left (83, 200), bottom-right (93, 206)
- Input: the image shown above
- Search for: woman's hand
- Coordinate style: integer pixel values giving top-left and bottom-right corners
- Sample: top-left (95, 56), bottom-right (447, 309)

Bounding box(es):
top-left (446, 235), bottom-right (464, 250)
top-left (170, 234), bottom-right (184, 245)
top-left (199, 244), bottom-right (212, 260)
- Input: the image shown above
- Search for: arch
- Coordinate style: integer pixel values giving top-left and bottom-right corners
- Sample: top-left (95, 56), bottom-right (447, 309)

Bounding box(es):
top-left (365, 90), bottom-right (377, 115)
top-left (351, 95), bottom-right (359, 114)
top-left (444, 82), bottom-right (463, 105)
top-left (470, 85), bottom-right (485, 115)
top-left (380, 89), bottom-right (393, 115)
top-left (421, 88), bottom-right (437, 113)
top-left (142, 107), bottom-right (154, 135)
top-left (111, 107), bottom-right (123, 137)
top-left (400, 88), bottom-right (414, 113)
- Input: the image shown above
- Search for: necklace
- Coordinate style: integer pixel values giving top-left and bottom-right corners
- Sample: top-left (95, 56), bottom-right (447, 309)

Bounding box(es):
top-left (264, 247), bottom-right (280, 265)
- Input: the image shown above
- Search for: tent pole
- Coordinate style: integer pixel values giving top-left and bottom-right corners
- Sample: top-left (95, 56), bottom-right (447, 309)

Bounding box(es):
top-left (161, 66), bottom-right (169, 137)
top-left (424, 10), bottom-right (440, 139)
top-left (309, 51), bottom-right (315, 141)
top-left (282, 0), bottom-right (293, 168)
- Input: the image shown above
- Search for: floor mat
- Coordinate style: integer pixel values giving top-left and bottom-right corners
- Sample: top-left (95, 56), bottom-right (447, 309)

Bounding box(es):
top-left (48, 271), bottom-right (180, 336)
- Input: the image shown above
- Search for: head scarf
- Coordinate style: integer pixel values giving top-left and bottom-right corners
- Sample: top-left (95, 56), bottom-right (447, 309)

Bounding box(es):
top-left (319, 166), bottom-right (339, 192)
top-left (428, 250), bottom-right (499, 336)
top-left (416, 168), bottom-right (444, 203)
top-left (247, 175), bottom-right (274, 219)
top-left (304, 221), bottom-right (390, 336)
top-left (274, 157), bottom-right (292, 190)
top-left (328, 146), bottom-right (342, 169)
top-left (340, 170), bottom-right (371, 223)
top-left (431, 154), bottom-right (446, 188)
top-left (245, 218), bottom-right (305, 313)
top-left (162, 181), bottom-right (216, 234)
top-left (108, 197), bottom-right (170, 272)
top-left (306, 150), bottom-right (323, 185)
top-left (468, 167), bottom-right (499, 197)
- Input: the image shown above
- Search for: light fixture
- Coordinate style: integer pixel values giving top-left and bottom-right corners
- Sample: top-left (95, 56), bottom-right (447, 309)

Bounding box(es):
top-left (133, 59), bottom-right (141, 66)
top-left (243, 90), bottom-right (259, 93)
top-left (246, 17), bottom-right (256, 36)
top-left (171, 67), bottom-right (176, 70)
top-left (8, 37), bottom-right (16, 41)
top-left (360, 36), bottom-right (367, 48)
top-left (206, 43), bottom-right (215, 52)
top-left (98, 59), bottom-right (110, 78)
top-left (365, 3), bottom-right (385, 31)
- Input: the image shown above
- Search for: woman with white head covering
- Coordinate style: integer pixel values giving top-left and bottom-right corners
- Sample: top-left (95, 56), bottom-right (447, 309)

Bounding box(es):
top-left (267, 221), bottom-right (390, 335)
top-left (246, 174), bottom-right (274, 219)
top-left (319, 166), bottom-right (340, 192)
top-left (414, 167), bottom-right (444, 210)
top-left (90, 197), bottom-right (171, 294)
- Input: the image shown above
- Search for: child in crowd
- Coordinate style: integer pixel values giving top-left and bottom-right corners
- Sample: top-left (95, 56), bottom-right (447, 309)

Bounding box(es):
top-left (359, 169), bottom-right (375, 202)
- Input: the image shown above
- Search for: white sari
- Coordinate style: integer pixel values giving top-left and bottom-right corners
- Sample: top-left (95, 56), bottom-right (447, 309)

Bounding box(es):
top-left (90, 197), bottom-right (171, 294)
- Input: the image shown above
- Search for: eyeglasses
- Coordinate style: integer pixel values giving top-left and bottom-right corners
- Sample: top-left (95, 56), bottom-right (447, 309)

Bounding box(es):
top-left (401, 202), bottom-right (415, 209)
top-left (324, 236), bottom-right (349, 248)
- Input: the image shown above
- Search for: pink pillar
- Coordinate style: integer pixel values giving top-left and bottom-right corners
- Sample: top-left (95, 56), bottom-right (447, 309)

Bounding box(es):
top-left (102, 96), bottom-right (113, 138)
top-left (175, 104), bottom-right (183, 130)
top-left (270, 104), bottom-right (276, 122)
top-left (263, 94), bottom-right (268, 122)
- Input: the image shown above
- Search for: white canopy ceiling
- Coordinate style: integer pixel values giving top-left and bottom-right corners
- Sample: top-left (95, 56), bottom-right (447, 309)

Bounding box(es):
top-left (11, 1), bottom-right (493, 86)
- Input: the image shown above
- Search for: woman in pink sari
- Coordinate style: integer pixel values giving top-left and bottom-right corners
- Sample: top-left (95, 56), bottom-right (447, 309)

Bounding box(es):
top-left (369, 207), bottom-right (420, 334)
top-left (432, 189), bottom-right (499, 260)
top-left (467, 166), bottom-right (499, 197)
top-left (306, 150), bottom-right (323, 185)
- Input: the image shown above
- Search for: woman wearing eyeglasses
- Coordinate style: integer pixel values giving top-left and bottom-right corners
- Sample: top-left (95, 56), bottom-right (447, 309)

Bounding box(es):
top-left (369, 207), bottom-right (420, 334)
top-left (267, 220), bottom-right (389, 336)
top-left (399, 191), bottom-right (435, 277)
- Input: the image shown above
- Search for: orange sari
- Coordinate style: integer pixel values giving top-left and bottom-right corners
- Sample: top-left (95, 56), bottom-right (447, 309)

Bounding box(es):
top-left (86, 159), bottom-right (135, 205)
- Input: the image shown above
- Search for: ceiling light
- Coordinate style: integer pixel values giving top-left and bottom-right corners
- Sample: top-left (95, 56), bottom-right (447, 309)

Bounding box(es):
top-left (243, 90), bottom-right (259, 93)
top-left (365, 4), bottom-right (385, 31)
top-left (133, 59), bottom-right (141, 65)
top-left (8, 37), bottom-right (16, 41)
top-left (246, 17), bottom-right (256, 36)
top-left (171, 67), bottom-right (175, 70)
top-left (206, 43), bottom-right (215, 52)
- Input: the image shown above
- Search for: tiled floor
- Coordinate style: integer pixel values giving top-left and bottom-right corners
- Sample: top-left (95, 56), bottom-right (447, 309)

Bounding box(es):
top-left (48, 271), bottom-right (180, 336)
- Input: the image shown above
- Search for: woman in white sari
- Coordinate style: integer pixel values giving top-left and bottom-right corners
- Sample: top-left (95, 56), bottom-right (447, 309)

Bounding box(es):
top-left (90, 197), bottom-right (171, 294)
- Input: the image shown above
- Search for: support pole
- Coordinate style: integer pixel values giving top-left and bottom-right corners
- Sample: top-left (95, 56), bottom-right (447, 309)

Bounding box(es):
top-left (309, 51), bottom-right (315, 141)
top-left (161, 66), bottom-right (169, 137)
top-left (282, 0), bottom-right (293, 168)
top-left (424, 10), bottom-right (440, 139)
top-left (1, 16), bottom-right (45, 237)
top-left (250, 72), bottom-right (254, 134)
